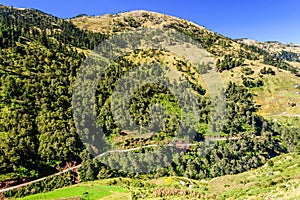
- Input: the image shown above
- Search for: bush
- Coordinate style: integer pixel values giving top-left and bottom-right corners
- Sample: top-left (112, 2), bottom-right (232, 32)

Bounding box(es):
top-left (241, 67), bottom-right (254, 75)
top-left (216, 55), bottom-right (244, 72)
top-left (260, 67), bottom-right (275, 75)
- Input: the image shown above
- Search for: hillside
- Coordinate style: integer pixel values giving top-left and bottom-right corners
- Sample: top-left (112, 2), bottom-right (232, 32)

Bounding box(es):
top-left (237, 38), bottom-right (300, 61)
top-left (18, 153), bottom-right (300, 200)
top-left (0, 5), bottom-right (299, 199)
top-left (71, 11), bottom-right (300, 117)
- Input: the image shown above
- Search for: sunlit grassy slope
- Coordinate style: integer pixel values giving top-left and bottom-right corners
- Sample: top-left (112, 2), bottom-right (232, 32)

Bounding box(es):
top-left (221, 63), bottom-right (300, 116)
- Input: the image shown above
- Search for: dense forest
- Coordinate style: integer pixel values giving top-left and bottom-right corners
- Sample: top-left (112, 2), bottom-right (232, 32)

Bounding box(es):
top-left (0, 6), bottom-right (106, 177)
top-left (0, 5), bottom-right (299, 199)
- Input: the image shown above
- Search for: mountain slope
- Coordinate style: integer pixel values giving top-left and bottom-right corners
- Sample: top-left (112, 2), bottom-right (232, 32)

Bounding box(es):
top-left (71, 11), bottom-right (300, 117)
top-left (237, 38), bottom-right (300, 61)
top-left (0, 5), bottom-right (299, 199)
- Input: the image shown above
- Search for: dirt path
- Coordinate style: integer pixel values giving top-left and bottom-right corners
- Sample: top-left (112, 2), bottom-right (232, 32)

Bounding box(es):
top-left (0, 137), bottom-right (240, 194)
top-left (0, 165), bottom-right (81, 194)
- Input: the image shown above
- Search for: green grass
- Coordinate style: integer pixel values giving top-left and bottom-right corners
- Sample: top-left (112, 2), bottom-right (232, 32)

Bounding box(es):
top-left (206, 153), bottom-right (300, 199)
top-left (253, 71), bottom-right (300, 116)
top-left (19, 184), bottom-right (128, 200)
top-left (19, 148), bottom-right (299, 200)
top-left (146, 153), bottom-right (300, 199)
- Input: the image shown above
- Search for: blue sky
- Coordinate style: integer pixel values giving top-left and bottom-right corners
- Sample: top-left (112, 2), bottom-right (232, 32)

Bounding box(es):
top-left (1, 0), bottom-right (300, 44)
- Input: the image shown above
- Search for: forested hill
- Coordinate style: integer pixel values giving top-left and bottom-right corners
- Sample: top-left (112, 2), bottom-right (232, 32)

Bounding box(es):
top-left (0, 5), bottom-right (299, 198)
top-left (0, 5), bottom-right (106, 177)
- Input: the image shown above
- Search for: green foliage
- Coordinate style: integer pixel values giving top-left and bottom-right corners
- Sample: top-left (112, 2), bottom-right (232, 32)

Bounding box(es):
top-left (0, 6), bottom-right (102, 175)
top-left (123, 16), bottom-right (142, 28)
top-left (278, 50), bottom-right (300, 62)
top-left (0, 6), bottom-right (106, 49)
top-left (223, 82), bottom-right (257, 134)
top-left (3, 171), bottom-right (76, 198)
top-left (260, 66), bottom-right (276, 75)
top-left (241, 66), bottom-right (254, 75)
top-left (242, 76), bottom-right (264, 88)
top-left (216, 55), bottom-right (244, 71)
top-left (91, 51), bottom-right (208, 148)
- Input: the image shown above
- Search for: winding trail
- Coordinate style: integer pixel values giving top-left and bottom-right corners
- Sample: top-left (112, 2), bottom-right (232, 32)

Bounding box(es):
top-left (0, 137), bottom-right (240, 194)
top-left (0, 165), bottom-right (82, 194)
